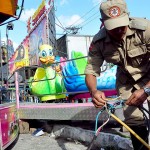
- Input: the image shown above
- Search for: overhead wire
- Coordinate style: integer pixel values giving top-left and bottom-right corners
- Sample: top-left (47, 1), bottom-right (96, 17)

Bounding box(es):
top-left (78, 13), bottom-right (100, 29)
top-left (55, 15), bottom-right (67, 32)
top-left (54, 1), bottom-right (101, 35)
top-left (68, 2), bottom-right (100, 28)
top-left (55, 22), bottom-right (66, 31)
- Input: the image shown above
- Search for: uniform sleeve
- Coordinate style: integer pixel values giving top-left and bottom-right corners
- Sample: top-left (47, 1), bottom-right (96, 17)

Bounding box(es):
top-left (145, 20), bottom-right (150, 76)
top-left (84, 41), bottom-right (104, 77)
top-left (145, 20), bottom-right (150, 51)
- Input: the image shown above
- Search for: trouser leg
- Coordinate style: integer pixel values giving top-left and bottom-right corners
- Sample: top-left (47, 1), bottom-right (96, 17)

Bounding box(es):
top-left (130, 126), bottom-right (149, 150)
top-left (123, 102), bottom-right (149, 150)
top-left (118, 86), bottom-right (150, 149)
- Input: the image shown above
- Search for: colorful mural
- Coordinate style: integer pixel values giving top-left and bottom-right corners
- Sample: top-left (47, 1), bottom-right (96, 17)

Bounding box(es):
top-left (29, 17), bottom-right (48, 66)
top-left (1, 46), bottom-right (7, 63)
top-left (9, 36), bottom-right (29, 74)
top-left (7, 39), bottom-right (15, 60)
top-left (8, 0), bottom-right (55, 75)
top-left (8, 17), bottom-right (47, 74)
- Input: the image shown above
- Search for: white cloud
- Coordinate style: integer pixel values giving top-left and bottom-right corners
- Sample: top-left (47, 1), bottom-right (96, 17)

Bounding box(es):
top-left (1, 37), bottom-right (6, 42)
top-left (60, 0), bottom-right (68, 6)
top-left (20, 8), bottom-right (36, 22)
top-left (13, 42), bottom-right (19, 50)
top-left (67, 15), bottom-right (84, 26)
top-left (56, 14), bottom-right (84, 33)
top-left (92, 0), bottom-right (103, 5)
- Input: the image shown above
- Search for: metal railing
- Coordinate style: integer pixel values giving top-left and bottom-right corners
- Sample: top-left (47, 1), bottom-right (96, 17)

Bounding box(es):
top-left (0, 87), bottom-right (16, 104)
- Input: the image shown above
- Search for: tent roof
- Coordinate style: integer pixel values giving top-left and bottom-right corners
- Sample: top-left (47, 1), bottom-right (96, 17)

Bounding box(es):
top-left (0, 0), bottom-right (18, 24)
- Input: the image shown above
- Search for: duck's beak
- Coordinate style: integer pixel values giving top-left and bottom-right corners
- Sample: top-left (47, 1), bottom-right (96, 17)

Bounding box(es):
top-left (39, 56), bottom-right (55, 64)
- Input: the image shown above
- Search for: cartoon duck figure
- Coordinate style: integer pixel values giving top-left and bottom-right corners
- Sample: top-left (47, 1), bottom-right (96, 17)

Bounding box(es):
top-left (38, 44), bottom-right (55, 65)
top-left (29, 44), bottom-right (66, 102)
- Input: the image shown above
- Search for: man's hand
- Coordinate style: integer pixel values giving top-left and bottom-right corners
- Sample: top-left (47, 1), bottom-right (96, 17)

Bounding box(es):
top-left (91, 90), bottom-right (107, 108)
top-left (126, 89), bottom-right (148, 106)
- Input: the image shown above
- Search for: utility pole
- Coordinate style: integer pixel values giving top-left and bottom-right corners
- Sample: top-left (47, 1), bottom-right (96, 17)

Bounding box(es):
top-left (65, 27), bottom-right (80, 34)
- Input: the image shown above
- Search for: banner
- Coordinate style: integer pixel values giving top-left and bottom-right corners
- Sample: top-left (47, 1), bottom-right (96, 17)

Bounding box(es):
top-left (29, 17), bottom-right (47, 66)
top-left (9, 36), bottom-right (29, 74)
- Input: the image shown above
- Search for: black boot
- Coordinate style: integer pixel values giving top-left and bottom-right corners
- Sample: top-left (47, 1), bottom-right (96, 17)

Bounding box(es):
top-left (130, 126), bottom-right (149, 150)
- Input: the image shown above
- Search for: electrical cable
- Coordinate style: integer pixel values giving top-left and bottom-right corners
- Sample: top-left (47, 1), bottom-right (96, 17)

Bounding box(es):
top-left (87, 106), bottom-right (110, 150)
top-left (94, 108), bottom-right (104, 133)
top-left (55, 16), bottom-right (67, 31)
top-left (138, 104), bottom-right (150, 150)
top-left (96, 116), bottom-right (110, 136)
top-left (86, 134), bottom-right (97, 150)
top-left (95, 111), bottom-right (110, 136)
top-left (55, 1), bottom-right (101, 35)
top-left (68, 2), bottom-right (100, 28)
top-left (138, 107), bottom-right (150, 150)
top-left (77, 11), bottom-right (100, 29)
top-left (139, 105), bottom-right (150, 115)
top-left (139, 106), bottom-right (150, 133)
top-left (87, 99), bottom-right (150, 150)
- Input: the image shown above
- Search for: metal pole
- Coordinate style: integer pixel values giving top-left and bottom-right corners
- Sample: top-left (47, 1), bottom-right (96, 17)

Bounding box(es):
top-left (0, 31), bottom-right (3, 86)
top-left (0, 119), bottom-right (3, 150)
top-left (6, 26), bottom-right (9, 87)
top-left (15, 72), bottom-right (20, 109)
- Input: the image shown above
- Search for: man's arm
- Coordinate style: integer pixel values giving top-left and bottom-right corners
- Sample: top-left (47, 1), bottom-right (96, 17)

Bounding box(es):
top-left (85, 74), bottom-right (97, 94)
top-left (85, 74), bottom-right (106, 108)
top-left (145, 81), bottom-right (150, 87)
top-left (84, 37), bottom-right (106, 108)
top-left (126, 20), bottom-right (150, 106)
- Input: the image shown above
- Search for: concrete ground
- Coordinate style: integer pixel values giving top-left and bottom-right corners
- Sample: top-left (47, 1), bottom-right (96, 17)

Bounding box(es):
top-left (7, 134), bottom-right (88, 150)
top-left (5, 120), bottom-right (132, 150)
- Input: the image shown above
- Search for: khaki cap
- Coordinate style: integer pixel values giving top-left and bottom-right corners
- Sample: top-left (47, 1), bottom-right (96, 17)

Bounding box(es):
top-left (100, 0), bottom-right (129, 30)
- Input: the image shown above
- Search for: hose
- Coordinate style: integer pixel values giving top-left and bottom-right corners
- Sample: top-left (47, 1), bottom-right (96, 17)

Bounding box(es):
top-left (110, 113), bottom-right (150, 149)
top-left (86, 135), bottom-right (97, 150)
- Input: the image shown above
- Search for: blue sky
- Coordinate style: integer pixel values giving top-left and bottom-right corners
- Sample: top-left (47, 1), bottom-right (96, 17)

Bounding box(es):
top-left (0, 0), bottom-right (150, 50)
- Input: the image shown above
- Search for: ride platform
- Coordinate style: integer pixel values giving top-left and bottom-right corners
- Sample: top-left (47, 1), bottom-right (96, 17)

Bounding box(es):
top-left (18, 102), bottom-right (124, 122)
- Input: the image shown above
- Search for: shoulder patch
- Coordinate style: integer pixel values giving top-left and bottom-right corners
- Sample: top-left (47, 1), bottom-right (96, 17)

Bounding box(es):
top-left (92, 27), bottom-right (106, 43)
top-left (129, 17), bottom-right (148, 30)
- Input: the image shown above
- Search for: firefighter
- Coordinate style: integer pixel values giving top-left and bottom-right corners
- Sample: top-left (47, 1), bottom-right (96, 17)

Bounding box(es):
top-left (84, 0), bottom-right (150, 149)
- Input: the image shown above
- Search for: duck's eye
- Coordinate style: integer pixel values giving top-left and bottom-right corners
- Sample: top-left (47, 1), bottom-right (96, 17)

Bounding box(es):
top-left (42, 50), bottom-right (47, 57)
top-left (49, 50), bottom-right (53, 56)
